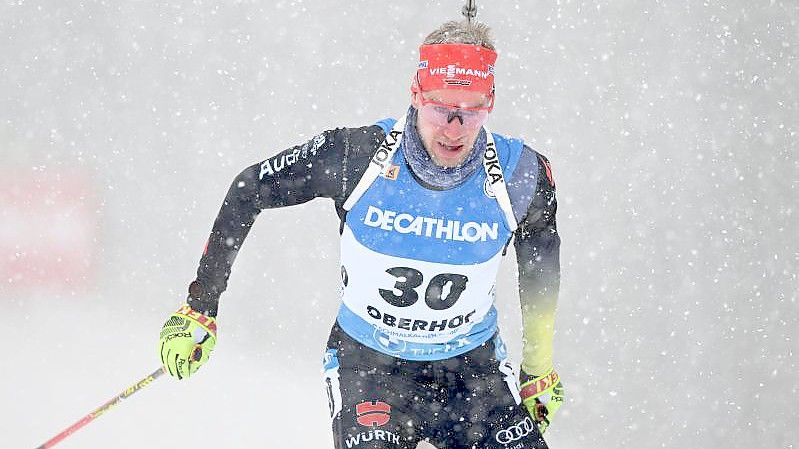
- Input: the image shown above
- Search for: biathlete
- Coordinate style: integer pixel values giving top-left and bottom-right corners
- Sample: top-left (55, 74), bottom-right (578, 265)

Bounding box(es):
top-left (158, 20), bottom-right (565, 449)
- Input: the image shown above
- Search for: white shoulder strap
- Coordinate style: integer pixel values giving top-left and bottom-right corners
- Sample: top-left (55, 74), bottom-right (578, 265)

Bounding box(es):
top-left (482, 128), bottom-right (518, 232)
top-left (343, 115), bottom-right (406, 211)
top-left (344, 120), bottom-right (518, 233)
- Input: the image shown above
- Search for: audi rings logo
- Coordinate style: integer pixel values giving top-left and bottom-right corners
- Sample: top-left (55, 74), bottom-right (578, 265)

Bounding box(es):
top-left (495, 417), bottom-right (535, 444)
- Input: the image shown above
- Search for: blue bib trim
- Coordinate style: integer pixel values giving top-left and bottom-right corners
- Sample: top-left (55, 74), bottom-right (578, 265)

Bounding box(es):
top-left (375, 118), bottom-right (397, 136)
top-left (337, 303), bottom-right (498, 361)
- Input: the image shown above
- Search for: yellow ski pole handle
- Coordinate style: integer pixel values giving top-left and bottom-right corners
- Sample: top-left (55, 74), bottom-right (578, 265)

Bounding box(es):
top-left (35, 367), bottom-right (166, 449)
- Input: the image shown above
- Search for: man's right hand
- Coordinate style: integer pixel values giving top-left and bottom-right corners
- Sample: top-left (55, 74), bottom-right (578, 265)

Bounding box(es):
top-left (158, 304), bottom-right (217, 380)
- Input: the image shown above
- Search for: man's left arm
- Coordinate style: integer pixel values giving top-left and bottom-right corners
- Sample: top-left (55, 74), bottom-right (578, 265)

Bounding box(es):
top-left (513, 151), bottom-right (564, 432)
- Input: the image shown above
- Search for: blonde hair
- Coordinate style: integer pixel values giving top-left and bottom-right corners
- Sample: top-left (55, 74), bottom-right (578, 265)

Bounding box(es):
top-left (422, 20), bottom-right (496, 50)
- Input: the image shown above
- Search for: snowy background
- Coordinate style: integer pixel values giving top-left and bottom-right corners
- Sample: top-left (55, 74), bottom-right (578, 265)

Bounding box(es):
top-left (2, 1), bottom-right (797, 448)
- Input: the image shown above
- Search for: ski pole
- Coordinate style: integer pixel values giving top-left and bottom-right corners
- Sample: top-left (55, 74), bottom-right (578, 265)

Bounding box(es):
top-left (35, 366), bottom-right (166, 449)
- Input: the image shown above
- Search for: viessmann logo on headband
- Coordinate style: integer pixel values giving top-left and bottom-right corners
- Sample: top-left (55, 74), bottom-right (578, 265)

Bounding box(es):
top-left (416, 43), bottom-right (497, 94)
top-left (421, 63), bottom-right (494, 87)
top-left (428, 64), bottom-right (493, 79)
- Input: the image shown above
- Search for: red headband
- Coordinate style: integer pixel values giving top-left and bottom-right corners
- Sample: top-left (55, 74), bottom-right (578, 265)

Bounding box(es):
top-left (414, 43), bottom-right (497, 95)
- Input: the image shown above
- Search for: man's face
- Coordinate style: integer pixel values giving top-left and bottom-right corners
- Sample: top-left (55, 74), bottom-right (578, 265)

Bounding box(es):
top-left (411, 89), bottom-right (492, 168)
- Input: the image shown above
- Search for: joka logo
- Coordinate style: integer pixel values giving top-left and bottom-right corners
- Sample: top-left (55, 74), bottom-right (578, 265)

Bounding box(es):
top-left (355, 401), bottom-right (391, 427)
top-left (371, 129), bottom-right (402, 169)
top-left (483, 141), bottom-right (504, 186)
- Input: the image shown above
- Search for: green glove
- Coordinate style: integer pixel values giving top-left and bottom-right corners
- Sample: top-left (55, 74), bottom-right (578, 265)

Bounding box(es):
top-left (519, 368), bottom-right (565, 433)
top-left (159, 304), bottom-right (217, 380)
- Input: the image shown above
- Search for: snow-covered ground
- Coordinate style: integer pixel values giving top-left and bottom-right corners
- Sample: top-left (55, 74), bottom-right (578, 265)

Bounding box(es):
top-left (3, 1), bottom-right (797, 448)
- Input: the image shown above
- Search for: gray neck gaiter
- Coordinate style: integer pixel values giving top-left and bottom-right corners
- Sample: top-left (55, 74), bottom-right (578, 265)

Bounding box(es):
top-left (402, 106), bottom-right (486, 190)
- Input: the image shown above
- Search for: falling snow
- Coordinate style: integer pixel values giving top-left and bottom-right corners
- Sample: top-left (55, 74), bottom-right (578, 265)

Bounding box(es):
top-left (2, 1), bottom-right (797, 448)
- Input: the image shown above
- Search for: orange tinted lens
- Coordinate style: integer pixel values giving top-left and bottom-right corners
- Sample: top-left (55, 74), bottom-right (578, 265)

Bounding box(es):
top-left (421, 103), bottom-right (487, 128)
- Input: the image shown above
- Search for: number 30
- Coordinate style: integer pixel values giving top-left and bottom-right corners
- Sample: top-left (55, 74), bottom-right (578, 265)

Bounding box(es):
top-left (379, 267), bottom-right (468, 310)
